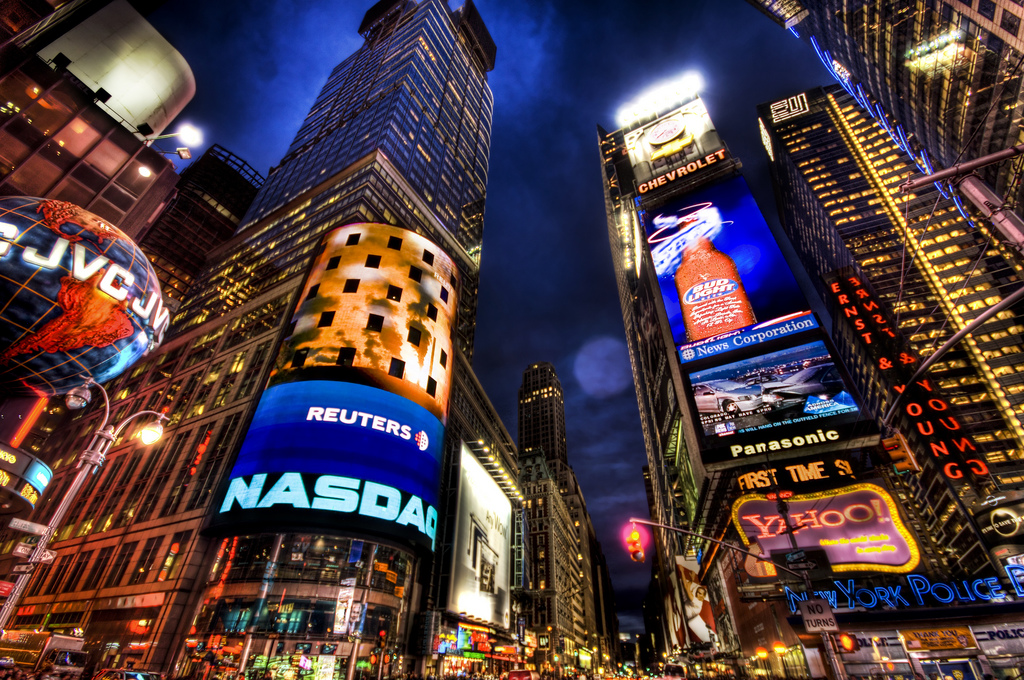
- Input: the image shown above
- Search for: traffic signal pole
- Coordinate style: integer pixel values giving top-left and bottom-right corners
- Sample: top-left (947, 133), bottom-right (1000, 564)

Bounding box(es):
top-left (626, 514), bottom-right (848, 680)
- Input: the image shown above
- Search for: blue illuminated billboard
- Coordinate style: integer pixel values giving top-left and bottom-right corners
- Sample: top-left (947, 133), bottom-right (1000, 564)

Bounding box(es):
top-left (645, 176), bottom-right (815, 364)
top-left (213, 380), bottom-right (444, 552)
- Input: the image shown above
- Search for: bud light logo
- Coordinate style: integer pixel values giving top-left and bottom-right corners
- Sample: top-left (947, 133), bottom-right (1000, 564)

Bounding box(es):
top-left (684, 278), bottom-right (738, 304)
top-left (415, 431), bottom-right (429, 451)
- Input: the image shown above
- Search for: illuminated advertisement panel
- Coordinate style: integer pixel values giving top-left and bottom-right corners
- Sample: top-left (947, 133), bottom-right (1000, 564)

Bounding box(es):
top-left (448, 444), bottom-right (512, 628)
top-left (688, 340), bottom-right (870, 468)
top-left (624, 97), bottom-right (729, 195)
top-left (212, 224), bottom-right (457, 553)
top-left (644, 177), bottom-right (816, 365)
top-left (732, 483), bottom-right (920, 574)
top-left (0, 197), bottom-right (168, 396)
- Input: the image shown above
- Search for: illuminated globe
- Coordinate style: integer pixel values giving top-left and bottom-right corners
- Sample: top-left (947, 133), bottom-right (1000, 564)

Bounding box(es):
top-left (0, 196), bottom-right (167, 396)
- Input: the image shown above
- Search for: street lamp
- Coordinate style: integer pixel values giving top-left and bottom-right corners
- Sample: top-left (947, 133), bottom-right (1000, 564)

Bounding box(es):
top-left (139, 123), bottom-right (203, 167)
top-left (0, 377), bottom-right (167, 630)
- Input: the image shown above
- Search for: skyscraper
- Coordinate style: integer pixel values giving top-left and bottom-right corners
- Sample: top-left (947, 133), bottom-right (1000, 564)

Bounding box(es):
top-left (516, 363), bottom-right (615, 676)
top-left (136, 145), bottom-right (264, 309)
top-left (746, 0), bottom-right (1024, 212)
top-left (4, 1), bottom-right (513, 676)
top-left (518, 363), bottom-right (568, 465)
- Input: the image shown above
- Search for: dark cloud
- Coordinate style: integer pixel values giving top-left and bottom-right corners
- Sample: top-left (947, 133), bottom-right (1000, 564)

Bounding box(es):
top-left (149, 0), bottom-right (834, 634)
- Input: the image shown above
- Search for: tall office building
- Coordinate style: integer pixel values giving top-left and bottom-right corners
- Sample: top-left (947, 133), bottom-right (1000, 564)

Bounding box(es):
top-left (745, 0), bottom-right (1024, 459)
top-left (746, 0), bottom-right (1024, 212)
top-left (755, 83), bottom-right (1024, 678)
top-left (516, 363), bottom-right (616, 676)
top-left (137, 145), bottom-right (264, 309)
top-left (1, 2), bottom-right (517, 677)
top-left (518, 363), bottom-right (568, 465)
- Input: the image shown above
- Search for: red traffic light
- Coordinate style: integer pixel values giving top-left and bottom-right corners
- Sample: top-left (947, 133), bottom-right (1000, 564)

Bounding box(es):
top-left (836, 633), bottom-right (860, 653)
top-left (626, 527), bottom-right (645, 563)
top-left (882, 433), bottom-right (920, 473)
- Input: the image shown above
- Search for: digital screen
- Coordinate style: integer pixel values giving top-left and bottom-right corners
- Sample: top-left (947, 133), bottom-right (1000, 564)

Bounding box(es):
top-left (687, 340), bottom-right (870, 468)
top-left (212, 224), bottom-right (457, 554)
top-left (732, 483), bottom-right (920, 573)
top-left (448, 444), bottom-right (512, 628)
top-left (644, 176), bottom-right (815, 364)
top-left (214, 380), bottom-right (444, 552)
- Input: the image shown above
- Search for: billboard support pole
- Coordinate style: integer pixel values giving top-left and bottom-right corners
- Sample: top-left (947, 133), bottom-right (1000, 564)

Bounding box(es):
top-left (626, 518), bottom-right (805, 578)
top-left (346, 544), bottom-right (377, 680)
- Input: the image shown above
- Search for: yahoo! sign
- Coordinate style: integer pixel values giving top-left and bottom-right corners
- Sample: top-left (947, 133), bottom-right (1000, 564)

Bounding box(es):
top-left (732, 483), bottom-right (920, 573)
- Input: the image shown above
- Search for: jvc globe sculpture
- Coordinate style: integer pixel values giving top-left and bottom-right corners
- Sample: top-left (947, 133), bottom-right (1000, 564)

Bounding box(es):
top-left (0, 197), bottom-right (168, 396)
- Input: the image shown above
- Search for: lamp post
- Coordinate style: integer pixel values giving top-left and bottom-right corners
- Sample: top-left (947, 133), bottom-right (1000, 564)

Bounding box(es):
top-left (0, 377), bottom-right (167, 631)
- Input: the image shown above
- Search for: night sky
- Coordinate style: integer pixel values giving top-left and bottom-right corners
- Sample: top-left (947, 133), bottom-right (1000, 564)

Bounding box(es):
top-left (147, 0), bottom-right (834, 633)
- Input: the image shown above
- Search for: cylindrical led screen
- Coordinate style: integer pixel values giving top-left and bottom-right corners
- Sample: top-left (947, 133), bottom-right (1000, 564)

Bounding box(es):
top-left (212, 223), bottom-right (459, 553)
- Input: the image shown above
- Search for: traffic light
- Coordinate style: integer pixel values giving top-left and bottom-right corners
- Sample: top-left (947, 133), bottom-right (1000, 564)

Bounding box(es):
top-left (835, 632), bottom-right (860, 653)
top-left (626, 526), bottom-right (645, 563)
top-left (882, 432), bottom-right (920, 473)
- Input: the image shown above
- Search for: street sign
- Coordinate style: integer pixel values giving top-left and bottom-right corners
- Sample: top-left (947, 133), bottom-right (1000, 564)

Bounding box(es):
top-left (0, 581), bottom-right (15, 597)
top-left (31, 549), bottom-right (56, 565)
top-left (11, 563), bottom-right (35, 574)
top-left (8, 518), bottom-right (47, 535)
top-left (785, 550), bottom-right (806, 563)
top-left (789, 561), bottom-right (817, 571)
top-left (11, 543), bottom-right (32, 558)
top-left (798, 598), bottom-right (838, 633)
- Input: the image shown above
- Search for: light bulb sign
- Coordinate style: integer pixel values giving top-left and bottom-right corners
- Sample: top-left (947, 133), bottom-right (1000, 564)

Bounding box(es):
top-left (0, 197), bottom-right (167, 396)
top-left (732, 483), bottom-right (920, 574)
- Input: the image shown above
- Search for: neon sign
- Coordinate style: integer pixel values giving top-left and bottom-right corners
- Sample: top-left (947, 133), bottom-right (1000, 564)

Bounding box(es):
top-left (732, 483), bottom-right (919, 573)
top-left (785, 568), bottom-right (1024, 612)
top-left (825, 271), bottom-right (989, 484)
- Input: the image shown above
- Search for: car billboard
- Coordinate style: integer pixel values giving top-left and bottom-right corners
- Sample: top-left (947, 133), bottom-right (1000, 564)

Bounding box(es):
top-left (211, 223), bottom-right (457, 553)
top-left (644, 176), bottom-right (816, 365)
top-left (687, 340), bottom-right (873, 469)
top-left (448, 443), bottom-right (512, 628)
top-left (732, 482), bottom-right (920, 574)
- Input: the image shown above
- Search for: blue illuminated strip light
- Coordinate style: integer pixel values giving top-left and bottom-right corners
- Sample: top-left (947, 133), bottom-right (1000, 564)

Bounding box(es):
top-left (808, 36), bottom-right (977, 227)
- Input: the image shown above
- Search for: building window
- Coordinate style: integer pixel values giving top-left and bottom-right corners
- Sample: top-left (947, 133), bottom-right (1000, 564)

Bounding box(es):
top-left (422, 250), bottom-right (434, 265)
top-left (408, 327), bottom-right (422, 346)
top-left (409, 266), bottom-right (422, 282)
top-left (343, 278), bottom-right (359, 293)
top-left (337, 347), bottom-right (356, 366)
top-left (291, 348), bottom-right (310, 368)
top-left (318, 311), bottom-right (335, 327)
top-left (306, 284), bottom-right (319, 300)
top-left (440, 349), bottom-right (448, 368)
top-left (365, 254), bottom-right (381, 268)
top-left (387, 236), bottom-right (402, 250)
top-left (387, 285), bottom-right (403, 302)
top-left (440, 286), bottom-right (449, 303)
top-left (388, 358), bottom-right (405, 378)
top-left (979, 0), bottom-right (996, 18)
top-left (104, 542), bottom-right (138, 588)
top-left (1002, 9), bottom-right (1020, 35)
top-left (327, 256), bottom-right (341, 270)
top-left (426, 376), bottom-right (437, 396)
top-left (367, 314), bottom-right (384, 332)
top-left (427, 303), bottom-right (438, 320)
top-left (346, 233), bottom-right (360, 246)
